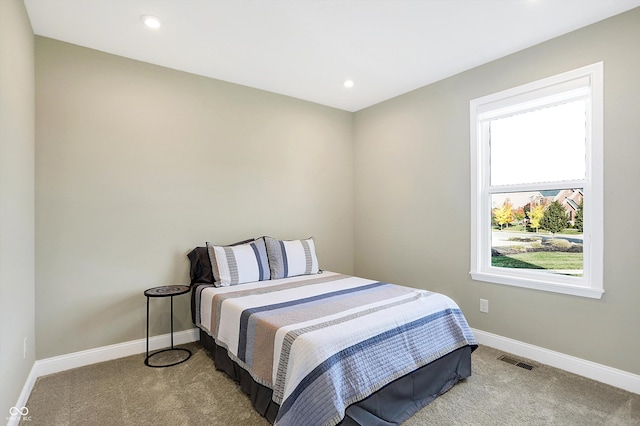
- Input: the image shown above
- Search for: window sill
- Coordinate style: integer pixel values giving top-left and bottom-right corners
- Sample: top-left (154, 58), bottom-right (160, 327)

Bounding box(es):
top-left (470, 271), bottom-right (604, 299)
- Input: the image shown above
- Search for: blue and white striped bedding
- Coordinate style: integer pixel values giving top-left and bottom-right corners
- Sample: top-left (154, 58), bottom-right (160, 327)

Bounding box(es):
top-left (195, 271), bottom-right (477, 426)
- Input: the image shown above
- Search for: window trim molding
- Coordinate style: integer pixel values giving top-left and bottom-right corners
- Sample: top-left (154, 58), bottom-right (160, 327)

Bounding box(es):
top-left (470, 62), bottom-right (604, 299)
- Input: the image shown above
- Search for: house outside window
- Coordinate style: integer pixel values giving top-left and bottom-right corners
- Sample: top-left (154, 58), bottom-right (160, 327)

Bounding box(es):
top-left (470, 63), bottom-right (603, 298)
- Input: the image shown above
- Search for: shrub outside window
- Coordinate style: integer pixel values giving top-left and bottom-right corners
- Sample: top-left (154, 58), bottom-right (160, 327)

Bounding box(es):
top-left (470, 63), bottom-right (603, 298)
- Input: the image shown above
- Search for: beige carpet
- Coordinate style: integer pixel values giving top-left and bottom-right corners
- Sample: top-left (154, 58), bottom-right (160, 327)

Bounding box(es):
top-left (21, 343), bottom-right (640, 425)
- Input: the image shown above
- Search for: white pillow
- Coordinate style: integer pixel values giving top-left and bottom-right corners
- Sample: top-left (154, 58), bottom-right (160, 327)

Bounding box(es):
top-left (264, 236), bottom-right (319, 279)
top-left (206, 238), bottom-right (270, 287)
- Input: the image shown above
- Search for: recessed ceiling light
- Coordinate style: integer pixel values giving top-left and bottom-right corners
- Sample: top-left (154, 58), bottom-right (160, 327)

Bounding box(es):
top-left (141, 15), bottom-right (161, 29)
top-left (343, 80), bottom-right (354, 88)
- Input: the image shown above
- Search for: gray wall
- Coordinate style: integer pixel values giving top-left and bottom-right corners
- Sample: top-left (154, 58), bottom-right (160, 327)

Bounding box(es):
top-left (35, 38), bottom-right (354, 359)
top-left (354, 8), bottom-right (640, 374)
top-left (0, 0), bottom-right (36, 415)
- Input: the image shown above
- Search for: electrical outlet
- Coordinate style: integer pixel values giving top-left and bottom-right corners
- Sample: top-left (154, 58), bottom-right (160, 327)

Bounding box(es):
top-left (23, 337), bottom-right (27, 359)
top-left (480, 299), bottom-right (489, 313)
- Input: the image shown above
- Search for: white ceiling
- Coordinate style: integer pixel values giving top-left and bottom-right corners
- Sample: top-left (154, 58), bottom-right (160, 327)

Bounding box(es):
top-left (24, 0), bottom-right (640, 112)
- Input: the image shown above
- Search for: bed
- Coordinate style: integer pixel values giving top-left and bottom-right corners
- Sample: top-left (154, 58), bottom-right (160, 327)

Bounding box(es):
top-left (188, 237), bottom-right (477, 426)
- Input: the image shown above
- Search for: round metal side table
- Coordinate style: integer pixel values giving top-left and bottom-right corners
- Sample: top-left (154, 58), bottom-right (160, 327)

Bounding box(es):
top-left (144, 285), bottom-right (192, 367)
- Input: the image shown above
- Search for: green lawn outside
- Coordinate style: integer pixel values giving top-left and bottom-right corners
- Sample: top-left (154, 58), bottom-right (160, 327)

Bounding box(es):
top-left (491, 252), bottom-right (583, 271)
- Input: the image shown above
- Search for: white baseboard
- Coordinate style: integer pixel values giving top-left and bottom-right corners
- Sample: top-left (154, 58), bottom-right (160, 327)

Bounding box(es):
top-left (34, 328), bottom-right (199, 377)
top-left (472, 328), bottom-right (640, 395)
top-left (7, 363), bottom-right (38, 426)
top-left (8, 328), bottom-right (200, 426)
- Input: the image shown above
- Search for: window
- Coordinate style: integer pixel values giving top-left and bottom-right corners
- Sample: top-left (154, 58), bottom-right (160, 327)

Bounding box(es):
top-left (470, 63), bottom-right (603, 298)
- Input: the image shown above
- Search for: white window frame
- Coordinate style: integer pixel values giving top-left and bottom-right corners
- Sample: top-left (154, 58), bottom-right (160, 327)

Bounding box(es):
top-left (470, 62), bottom-right (603, 299)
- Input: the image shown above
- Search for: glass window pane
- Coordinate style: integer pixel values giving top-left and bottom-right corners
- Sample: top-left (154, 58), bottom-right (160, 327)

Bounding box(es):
top-left (490, 100), bottom-right (586, 186)
top-left (491, 189), bottom-right (583, 277)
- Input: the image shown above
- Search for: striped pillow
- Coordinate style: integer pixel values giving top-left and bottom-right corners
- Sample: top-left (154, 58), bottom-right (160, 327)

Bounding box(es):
top-left (206, 237), bottom-right (270, 287)
top-left (265, 236), bottom-right (319, 279)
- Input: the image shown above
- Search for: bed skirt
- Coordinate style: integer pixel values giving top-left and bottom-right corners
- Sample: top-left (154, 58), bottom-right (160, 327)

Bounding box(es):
top-left (199, 329), bottom-right (474, 426)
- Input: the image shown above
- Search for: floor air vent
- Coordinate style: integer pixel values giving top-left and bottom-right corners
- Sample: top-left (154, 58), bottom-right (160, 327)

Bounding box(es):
top-left (497, 355), bottom-right (535, 370)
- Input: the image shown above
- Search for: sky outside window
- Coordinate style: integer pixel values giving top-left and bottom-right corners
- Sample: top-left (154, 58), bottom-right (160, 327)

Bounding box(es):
top-left (490, 100), bottom-right (586, 186)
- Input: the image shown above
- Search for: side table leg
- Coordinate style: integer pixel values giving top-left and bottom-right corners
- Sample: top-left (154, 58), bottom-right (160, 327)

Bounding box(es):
top-left (170, 295), bottom-right (174, 349)
top-left (145, 296), bottom-right (150, 364)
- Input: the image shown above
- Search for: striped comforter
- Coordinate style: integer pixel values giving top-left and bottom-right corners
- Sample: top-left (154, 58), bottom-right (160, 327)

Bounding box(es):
top-left (195, 272), bottom-right (476, 426)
